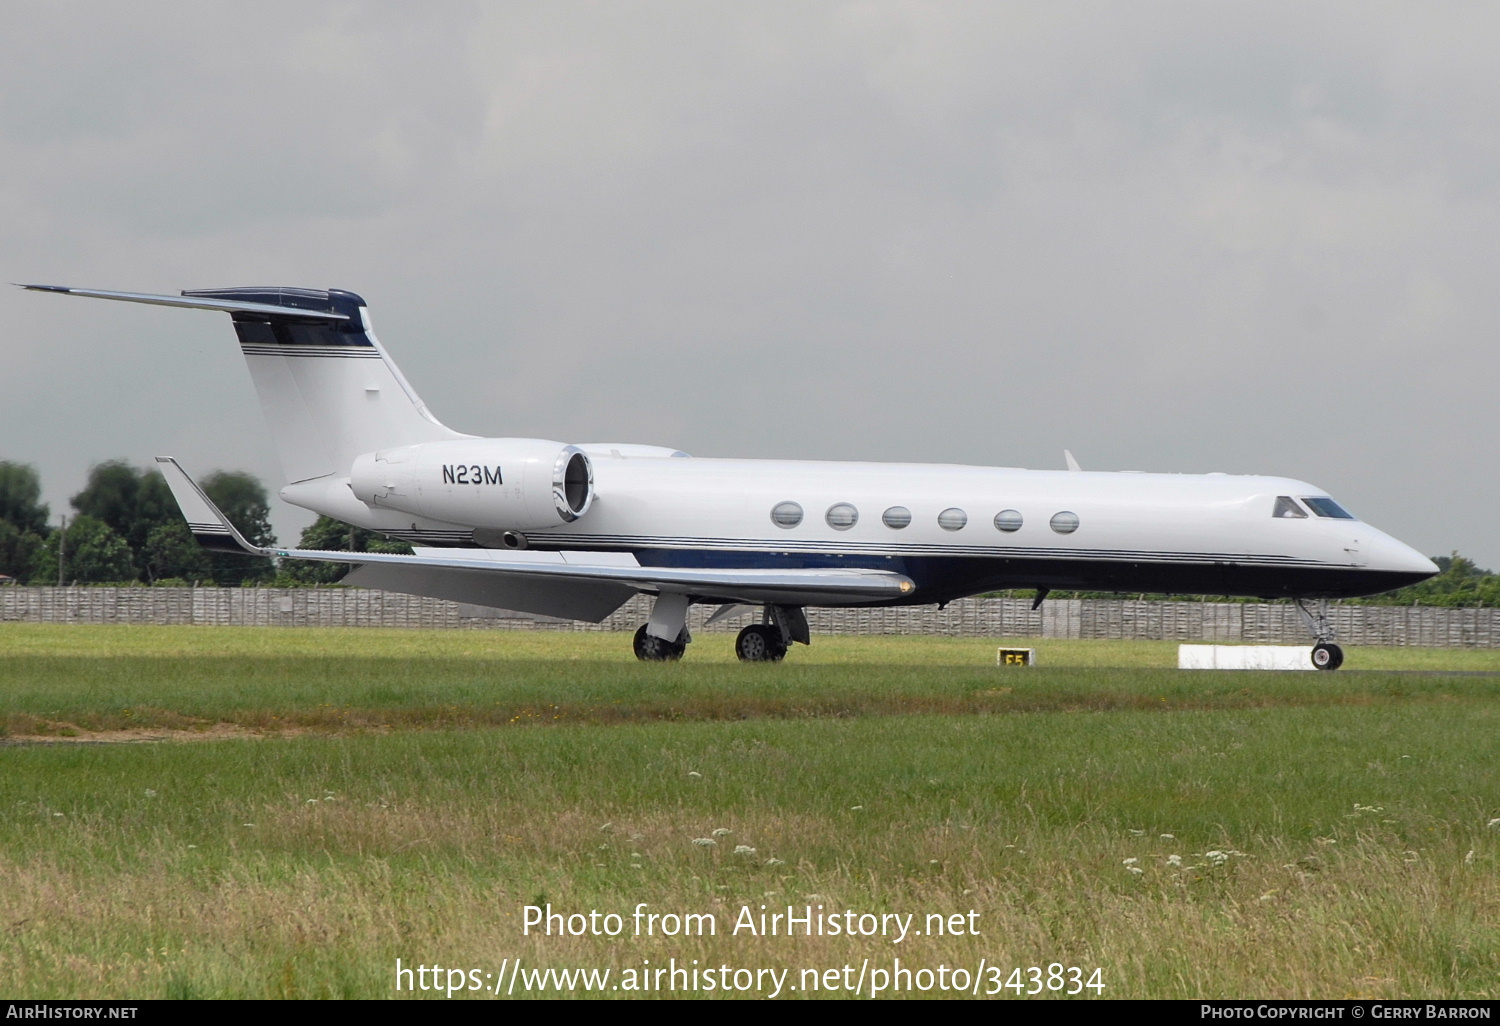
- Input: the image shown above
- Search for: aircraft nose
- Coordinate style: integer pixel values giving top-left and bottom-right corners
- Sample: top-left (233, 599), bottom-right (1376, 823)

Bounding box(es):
top-left (1366, 532), bottom-right (1439, 578)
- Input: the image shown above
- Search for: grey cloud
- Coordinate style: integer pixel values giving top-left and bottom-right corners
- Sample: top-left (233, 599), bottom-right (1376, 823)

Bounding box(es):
top-left (1, 2), bottom-right (1496, 564)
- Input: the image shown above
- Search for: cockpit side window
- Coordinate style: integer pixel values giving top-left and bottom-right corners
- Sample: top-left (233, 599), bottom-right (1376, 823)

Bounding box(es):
top-left (1302, 496), bottom-right (1357, 520)
top-left (1273, 496), bottom-right (1308, 519)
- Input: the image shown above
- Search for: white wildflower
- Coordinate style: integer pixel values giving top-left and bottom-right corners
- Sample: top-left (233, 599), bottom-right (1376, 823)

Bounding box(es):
top-left (1126, 866), bottom-right (1144, 875)
top-left (733, 845), bottom-right (757, 856)
top-left (1128, 829), bottom-right (1145, 836)
top-left (1160, 833), bottom-right (1175, 840)
top-left (144, 789), bottom-right (157, 798)
top-left (186, 844), bottom-right (197, 849)
top-left (712, 828), bottom-right (731, 837)
top-left (850, 805), bottom-right (864, 811)
top-left (629, 852), bottom-right (642, 859)
top-left (52, 812), bottom-right (63, 818)
top-left (691, 837), bottom-right (717, 848)
top-left (1487, 818), bottom-right (1500, 830)
top-left (1464, 850), bottom-right (1476, 864)
top-left (1166, 855), bottom-right (1183, 867)
top-left (765, 858), bottom-right (785, 866)
top-left (687, 771), bottom-right (702, 778)
top-left (1122, 857), bottom-right (1139, 866)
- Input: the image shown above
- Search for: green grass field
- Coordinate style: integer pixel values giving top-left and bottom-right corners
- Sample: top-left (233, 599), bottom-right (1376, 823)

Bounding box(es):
top-left (1, 624), bottom-right (1497, 999)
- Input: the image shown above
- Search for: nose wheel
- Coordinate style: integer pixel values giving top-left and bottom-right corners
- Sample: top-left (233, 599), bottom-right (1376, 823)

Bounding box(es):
top-left (735, 624), bottom-right (787, 662)
top-left (1311, 642), bottom-right (1344, 671)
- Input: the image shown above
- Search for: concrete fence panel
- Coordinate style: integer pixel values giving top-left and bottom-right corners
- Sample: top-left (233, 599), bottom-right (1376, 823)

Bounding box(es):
top-left (0, 587), bottom-right (1493, 647)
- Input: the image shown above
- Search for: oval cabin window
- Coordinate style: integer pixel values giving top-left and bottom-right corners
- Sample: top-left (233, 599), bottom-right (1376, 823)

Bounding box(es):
top-left (938, 508), bottom-right (968, 531)
top-left (882, 506), bottom-right (912, 529)
top-left (770, 501), bottom-right (803, 529)
top-left (994, 509), bottom-right (1023, 532)
top-left (826, 503), bottom-right (859, 530)
top-left (1050, 511), bottom-right (1080, 534)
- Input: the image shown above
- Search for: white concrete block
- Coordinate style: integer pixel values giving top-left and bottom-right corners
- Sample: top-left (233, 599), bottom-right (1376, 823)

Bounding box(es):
top-left (1178, 645), bottom-right (1315, 670)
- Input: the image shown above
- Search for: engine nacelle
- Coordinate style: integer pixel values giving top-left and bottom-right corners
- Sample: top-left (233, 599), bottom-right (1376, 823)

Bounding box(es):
top-left (349, 438), bottom-right (594, 532)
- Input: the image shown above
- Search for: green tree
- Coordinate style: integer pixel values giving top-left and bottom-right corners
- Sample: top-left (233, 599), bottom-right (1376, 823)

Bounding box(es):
top-left (0, 520), bottom-right (44, 580)
top-left (276, 515), bottom-right (412, 585)
top-left (200, 471), bottom-right (277, 586)
top-left (32, 515), bottom-right (136, 584)
top-left (0, 462), bottom-right (49, 535)
top-left (69, 461), bottom-right (179, 579)
top-left (143, 521), bottom-right (213, 583)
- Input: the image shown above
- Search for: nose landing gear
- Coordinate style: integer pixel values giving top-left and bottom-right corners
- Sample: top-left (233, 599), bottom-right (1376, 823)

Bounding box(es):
top-left (1297, 599), bottom-right (1344, 671)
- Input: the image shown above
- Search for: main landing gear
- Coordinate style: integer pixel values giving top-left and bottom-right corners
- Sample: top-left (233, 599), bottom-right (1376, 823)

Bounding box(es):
top-left (734, 623), bottom-right (786, 663)
top-left (734, 605), bottom-right (808, 663)
top-left (1296, 599), bottom-right (1344, 671)
top-left (633, 623), bottom-right (686, 662)
top-left (631, 600), bottom-right (810, 663)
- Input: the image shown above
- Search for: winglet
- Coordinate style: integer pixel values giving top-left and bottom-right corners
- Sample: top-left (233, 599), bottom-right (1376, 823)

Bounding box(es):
top-left (1064, 449), bottom-right (1082, 472)
top-left (154, 457), bottom-right (271, 556)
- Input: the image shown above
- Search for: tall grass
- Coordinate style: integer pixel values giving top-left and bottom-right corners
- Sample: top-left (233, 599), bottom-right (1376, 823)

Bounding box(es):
top-left (0, 625), bottom-right (1496, 998)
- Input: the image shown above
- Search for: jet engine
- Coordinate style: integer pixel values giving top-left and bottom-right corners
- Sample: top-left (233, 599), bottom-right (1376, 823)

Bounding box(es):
top-left (350, 438), bottom-right (594, 531)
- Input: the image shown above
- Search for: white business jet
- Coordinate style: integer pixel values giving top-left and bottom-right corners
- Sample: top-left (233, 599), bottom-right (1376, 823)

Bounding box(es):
top-left (24, 285), bottom-right (1438, 669)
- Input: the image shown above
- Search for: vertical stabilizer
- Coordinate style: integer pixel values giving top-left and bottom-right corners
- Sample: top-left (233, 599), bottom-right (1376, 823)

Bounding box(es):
top-left (178, 287), bottom-right (467, 484)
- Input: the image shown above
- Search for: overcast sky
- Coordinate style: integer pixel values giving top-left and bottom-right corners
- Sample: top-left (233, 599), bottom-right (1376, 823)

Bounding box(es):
top-left (2, 2), bottom-right (1496, 566)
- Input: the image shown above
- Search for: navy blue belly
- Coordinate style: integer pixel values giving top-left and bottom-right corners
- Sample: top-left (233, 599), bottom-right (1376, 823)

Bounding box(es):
top-left (627, 547), bottom-right (1427, 603)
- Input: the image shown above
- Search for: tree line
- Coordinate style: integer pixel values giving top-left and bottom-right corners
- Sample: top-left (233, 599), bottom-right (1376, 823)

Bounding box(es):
top-left (0, 460), bottom-right (408, 586)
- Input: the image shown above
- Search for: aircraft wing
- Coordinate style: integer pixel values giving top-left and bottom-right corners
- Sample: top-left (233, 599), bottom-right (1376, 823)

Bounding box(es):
top-left (155, 457), bottom-right (915, 620)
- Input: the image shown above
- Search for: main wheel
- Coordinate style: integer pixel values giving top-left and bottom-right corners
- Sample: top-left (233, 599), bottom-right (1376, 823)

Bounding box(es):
top-left (1311, 642), bottom-right (1344, 671)
top-left (735, 624), bottom-right (787, 663)
top-left (634, 624), bottom-right (686, 662)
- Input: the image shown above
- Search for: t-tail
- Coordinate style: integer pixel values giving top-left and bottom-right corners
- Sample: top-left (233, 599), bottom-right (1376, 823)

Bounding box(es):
top-left (19, 285), bottom-right (468, 488)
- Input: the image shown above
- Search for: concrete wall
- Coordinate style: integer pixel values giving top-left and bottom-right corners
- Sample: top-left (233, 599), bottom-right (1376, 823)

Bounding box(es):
top-left (0, 586), bottom-right (1492, 647)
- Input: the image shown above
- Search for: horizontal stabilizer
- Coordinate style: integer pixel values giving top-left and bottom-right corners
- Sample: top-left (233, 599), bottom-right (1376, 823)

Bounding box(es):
top-left (18, 285), bottom-right (349, 321)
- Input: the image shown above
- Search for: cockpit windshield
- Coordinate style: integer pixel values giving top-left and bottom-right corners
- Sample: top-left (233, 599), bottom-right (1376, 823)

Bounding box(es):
top-left (1301, 496), bottom-right (1357, 520)
top-left (1272, 496), bottom-right (1307, 519)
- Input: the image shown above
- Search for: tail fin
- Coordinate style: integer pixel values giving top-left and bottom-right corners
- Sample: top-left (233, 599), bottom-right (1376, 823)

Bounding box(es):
top-left (22, 284), bottom-right (467, 485)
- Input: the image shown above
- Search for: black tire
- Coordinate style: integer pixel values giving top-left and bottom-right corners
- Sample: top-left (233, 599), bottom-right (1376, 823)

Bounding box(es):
top-left (1311, 642), bottom-right (1344, 671)
top-left (735, 624), bottom-right (787, 663)
top-left (634, 624), bottom-right (686, 662)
